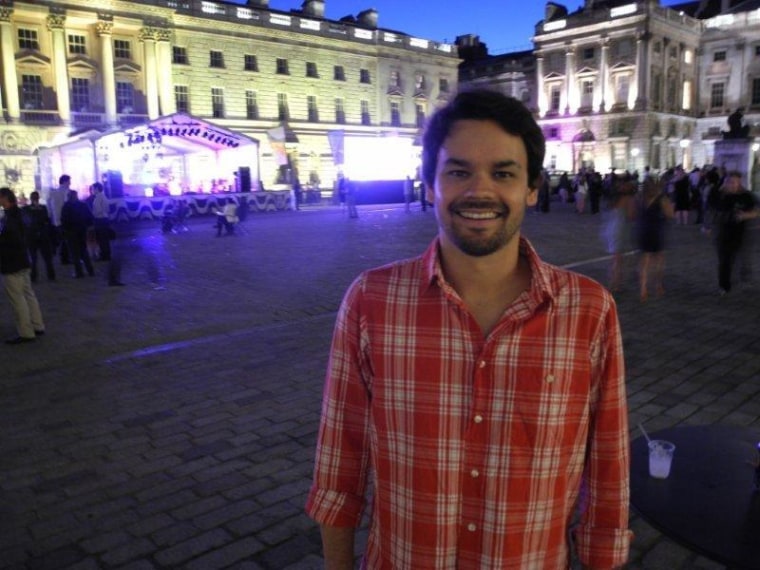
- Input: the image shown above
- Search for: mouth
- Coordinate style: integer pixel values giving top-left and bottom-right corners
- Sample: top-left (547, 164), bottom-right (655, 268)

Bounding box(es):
top-left (451, 200), bottom-right (507, 221)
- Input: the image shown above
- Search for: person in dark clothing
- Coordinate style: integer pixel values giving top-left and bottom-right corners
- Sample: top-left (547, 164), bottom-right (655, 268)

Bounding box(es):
top-left (672, 167), bottom-right (691, 225)
top-left (637, 178), bottom-right (674, 301)
top-left (22, 191), bottom-right (56, 282)
top-left (0, 187), bottom-right (45, 343)
top-left (715, 172), bottom-right (759, 295)
top-left (60, 190), bottom-right (95, 278)
top-left (589, 171), bottom-right (603, 214)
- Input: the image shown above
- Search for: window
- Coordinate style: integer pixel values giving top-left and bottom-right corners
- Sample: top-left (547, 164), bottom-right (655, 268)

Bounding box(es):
top-left (415, 73), bottom-right (426, 90)
top-left (335, 98), bottom-right (345, 124)
top-left (114, 39), bottom-right (131, 60)
top-left (246, 90), bottom-right (258, 119)
top-left (616, 75), bottom-right (630, 105)
top-left (211, 87), bottom-right (224, 118)
top-left (390, 70), bottom-right (400, 88)
top-left (306, 62), bottom-right (318, 78)
top-left (21, 75), bottom-right (43, 109)
top-left (172, 46), bottom-right (188, 64)
top-left (710, 82), bottom-right (725, 108)
top-left (18, 29), bottom-right (39, 51)
top-left (415, 103), bottom-right (425, 128)
top-left (334, 65), bottom-right (345, 81)
top-left (651, 73), bottom-right (662, 106)
top-left (439, 78), bottom-right (449, 93)
top-left (307, 95), bottom-right (319, 122)
top-left (714, 50), bottom-right (727, 62)
top-left (666, 76), bottom-right (676, 108)
top-left (683, 49), bottom-right (692, 64)
top-left (682, 80), bottom-right (692, 110)
top-left (390, 101), bottom-right (401, 126)
top-left (583, 47), bottom-right (594, 60)
top-left (653, 41), bottom-right (662, 54)
top-left (581, 79), bottom-right (594, 108)
top-left (68, 34), bottom-right (86, 55)
top-left (70, 78), bottom-right (90, 111)
top-left (669, 46), bottom-right (677, 59)
top-left (175, 85), bottom-right (189, 113)
top-left (548, 127), bottom-right (559, 138)
top-left (360, 69), bottom-right (371, 84)
top-left (549, 85), bottom-right (561, 112)
top-left (244, 54), bottom-right (258, 71)
top-left (116, 81), bottom-right (134, 113)
top-left (277, 93), bottom-right (289, 120)
top-left (276, 58), bottom-right (289, 74)
top-left (210, 50), bottom-right (224, 68)
top-left (361, 100), bottom-right (370, 125)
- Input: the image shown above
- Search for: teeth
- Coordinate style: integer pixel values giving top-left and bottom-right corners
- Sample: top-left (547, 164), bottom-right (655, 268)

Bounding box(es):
top-left (459, 211), bottom-right (498, 220)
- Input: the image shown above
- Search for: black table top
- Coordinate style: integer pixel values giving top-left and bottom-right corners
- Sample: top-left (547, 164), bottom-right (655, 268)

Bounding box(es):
top-left (631, 424), bottom-right (760, 570)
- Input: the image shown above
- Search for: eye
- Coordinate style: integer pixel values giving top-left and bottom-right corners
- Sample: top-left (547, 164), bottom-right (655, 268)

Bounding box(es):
top-left (446, 169), bottom-right (469, 178)
top-left (494, 170), bottom-right (515, 179)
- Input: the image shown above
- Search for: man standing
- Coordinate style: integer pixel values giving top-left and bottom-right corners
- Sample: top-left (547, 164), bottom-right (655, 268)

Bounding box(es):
top-left (306, 90), bottom-right (632, 569)
top-left (715, 171), bottom-right (759, 295)
top-left (61, 190), bottom-right (95, 278)
top-left (48, 174), bottom-right (71, 264)
top-left (0, 187), bottom-right (45, 344)
top-left (91, 182), bottom-right (112, 262)
top-left (23, 191), bottom-right (56, 282)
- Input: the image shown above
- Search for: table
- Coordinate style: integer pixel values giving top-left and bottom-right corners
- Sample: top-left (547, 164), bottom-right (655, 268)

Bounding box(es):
top-left (630, 424), bottom-right (760, 569)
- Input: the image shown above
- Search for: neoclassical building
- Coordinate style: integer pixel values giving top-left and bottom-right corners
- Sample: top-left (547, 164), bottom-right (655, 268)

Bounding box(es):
top-left (460, 0), bottom-right (760, 178)
top-left (0, 0), bottom-right (459, 197)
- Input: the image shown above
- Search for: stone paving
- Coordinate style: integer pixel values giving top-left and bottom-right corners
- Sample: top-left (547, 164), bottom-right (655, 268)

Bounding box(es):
top-left (1, 200), bottom-right (759, 569)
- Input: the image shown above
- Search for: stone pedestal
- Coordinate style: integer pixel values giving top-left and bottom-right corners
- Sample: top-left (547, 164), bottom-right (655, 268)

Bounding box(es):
top-left (713, 139), bottom-right (753, 187)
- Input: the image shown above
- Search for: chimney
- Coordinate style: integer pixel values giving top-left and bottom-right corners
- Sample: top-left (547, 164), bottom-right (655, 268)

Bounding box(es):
top-left (545, 2), bottom-right (568, 21)
top-left (302, 0), bottom-right (325, 17)
top-left (357, 8), bottom-right (378, 28)
top-left (247, 0), bottom-right (269, 6)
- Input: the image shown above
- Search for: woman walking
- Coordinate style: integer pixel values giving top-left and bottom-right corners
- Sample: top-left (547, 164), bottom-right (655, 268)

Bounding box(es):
top-left (636, 178), bottom-right (674, 301)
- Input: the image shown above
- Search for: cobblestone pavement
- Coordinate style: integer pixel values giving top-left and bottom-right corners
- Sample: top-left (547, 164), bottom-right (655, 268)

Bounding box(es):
top-left (1, 200), bottom-right (758, 569)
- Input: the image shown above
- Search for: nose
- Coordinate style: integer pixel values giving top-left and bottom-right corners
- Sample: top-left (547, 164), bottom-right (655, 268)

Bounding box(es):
top-left (464, 171), bottom-right (494, 196)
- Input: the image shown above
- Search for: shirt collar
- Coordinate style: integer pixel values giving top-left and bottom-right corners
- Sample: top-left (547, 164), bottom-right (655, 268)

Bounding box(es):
top-left (421, 236), bottom-right (557, 305)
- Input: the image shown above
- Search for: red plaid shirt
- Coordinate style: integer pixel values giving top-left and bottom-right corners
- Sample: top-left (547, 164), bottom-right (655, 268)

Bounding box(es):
top-left (306, 237), bottom-right (632, 569)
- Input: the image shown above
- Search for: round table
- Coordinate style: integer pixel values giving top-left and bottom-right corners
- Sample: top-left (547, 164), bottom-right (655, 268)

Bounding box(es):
top-left (630, 424), bottom-right (760, 569)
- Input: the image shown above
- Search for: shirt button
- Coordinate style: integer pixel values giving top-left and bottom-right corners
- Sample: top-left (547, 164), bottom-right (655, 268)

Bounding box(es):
top-left (467, 523), bottom-right (477, 532)
top-left (470, 469), bottom-right (479, 478)
top-left (479, 360), bottom-right (486, 368)
top-left (473, 415), bottom-right (483, 424)
top-left (546, 374), bottom-right (555, 383)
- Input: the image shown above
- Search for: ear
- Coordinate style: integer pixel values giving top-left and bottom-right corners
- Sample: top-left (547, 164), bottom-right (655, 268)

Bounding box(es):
top-left (526, 185), bottom-right (538, 206)
top-left (425, 180), bottom-right (434, 204)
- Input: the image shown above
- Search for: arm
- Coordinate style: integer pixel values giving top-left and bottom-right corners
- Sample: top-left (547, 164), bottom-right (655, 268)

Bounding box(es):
top-left (574, 297), bottom-right (633, 568)
top-left (320, 525), bottom-right (355, 570)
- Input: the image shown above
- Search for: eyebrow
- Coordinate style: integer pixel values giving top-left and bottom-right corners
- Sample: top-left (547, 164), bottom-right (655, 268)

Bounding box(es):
top-left (442, 157), bottom-right (522, 170)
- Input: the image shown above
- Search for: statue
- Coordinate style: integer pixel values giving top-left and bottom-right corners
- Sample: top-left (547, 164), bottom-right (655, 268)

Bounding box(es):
top-left (723, 108), bottom-right (750, 139)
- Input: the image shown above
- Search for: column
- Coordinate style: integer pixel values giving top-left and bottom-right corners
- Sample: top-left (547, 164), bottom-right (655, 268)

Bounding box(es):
top-left (0, 6), bottom-right (20, 121)
top-left (565, 46), bottom-right (576, 115)
top-left (536, 55), bottom-right (547, 116)
top-left (156, 28), bottom-right (175, 115)
top-left (140, 28), bottom-right (159, 119)
top-left (97, 19), bottom-right (116, 126)
top-left (598, 40), bottom-right (609, 112)
top-left (48, 13), bottom-right (70, 123)
top-left (634, 32), bottom-right (650, 110)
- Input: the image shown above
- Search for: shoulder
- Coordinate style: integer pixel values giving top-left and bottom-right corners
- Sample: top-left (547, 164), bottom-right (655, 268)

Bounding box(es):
top-left (538, 261), bottom-right (617, 322)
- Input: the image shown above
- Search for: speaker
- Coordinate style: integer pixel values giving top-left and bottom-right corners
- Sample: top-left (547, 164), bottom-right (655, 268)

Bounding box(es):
top-left (238, 167), bottom-right (251, 193)
top-left (106, 170), bottom-right (124, 198)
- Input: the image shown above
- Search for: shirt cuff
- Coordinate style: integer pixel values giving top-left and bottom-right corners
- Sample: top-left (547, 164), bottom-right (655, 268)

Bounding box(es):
top-left (574, 525), bottom-right (633, 569)
top-left (305, 486), bottom-right (365, 527)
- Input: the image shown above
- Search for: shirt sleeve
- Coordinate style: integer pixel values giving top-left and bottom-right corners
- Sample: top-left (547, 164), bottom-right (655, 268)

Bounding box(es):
top-left (574, 294), bottom-right (633, 568)
top-left (305, 275), bottom-right (372, 527)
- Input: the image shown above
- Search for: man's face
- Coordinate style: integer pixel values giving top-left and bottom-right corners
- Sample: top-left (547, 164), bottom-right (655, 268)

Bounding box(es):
top-left (427, 119), bottom-right (537, 257)
top-left (725, 175), bottom-right (741, 193)
top-left (0, 195), bottom-right (10, 209)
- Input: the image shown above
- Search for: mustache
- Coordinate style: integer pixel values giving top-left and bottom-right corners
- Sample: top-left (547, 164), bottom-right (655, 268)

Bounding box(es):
top-left (449, 198), bottom-right (509, 215)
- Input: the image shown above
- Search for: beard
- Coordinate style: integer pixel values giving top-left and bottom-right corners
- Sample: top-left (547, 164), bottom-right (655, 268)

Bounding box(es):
top-left (445, 197), bottom-right (523, 257)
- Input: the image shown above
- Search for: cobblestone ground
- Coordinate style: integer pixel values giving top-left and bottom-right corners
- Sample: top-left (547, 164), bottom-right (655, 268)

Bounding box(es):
top-left (1, 200), bottom-right (758, 569)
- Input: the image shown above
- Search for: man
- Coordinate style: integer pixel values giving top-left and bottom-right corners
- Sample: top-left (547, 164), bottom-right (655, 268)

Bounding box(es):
top-left (306, 90), bottom-right (632, 569)
top-left (22, 191), bottom-right (56, 282)
top-left (0, 187), bottom-right (45, 344)
top-left (715, 171), bottom-right (759, 295)
top-left (90, 182), bottom-right (112, 262)
top-left (48, 174), bottom-right (71, 264)
top-left (60, 190), bottom-right (95, 278)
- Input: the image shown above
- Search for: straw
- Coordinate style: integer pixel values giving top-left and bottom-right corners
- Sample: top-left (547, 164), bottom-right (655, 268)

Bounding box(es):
top-left (638, 422), bottom-right (652, 444)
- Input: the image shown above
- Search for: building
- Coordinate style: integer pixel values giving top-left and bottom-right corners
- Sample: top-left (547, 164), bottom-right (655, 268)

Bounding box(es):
top-left (0, 0), bottom-right (459, 198)
top-left (459, 0), bottom-right (760, 179)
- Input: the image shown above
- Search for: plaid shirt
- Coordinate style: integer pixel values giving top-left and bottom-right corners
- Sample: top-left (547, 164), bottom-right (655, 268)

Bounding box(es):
top-left (306, 237), bottom-right (632, 569)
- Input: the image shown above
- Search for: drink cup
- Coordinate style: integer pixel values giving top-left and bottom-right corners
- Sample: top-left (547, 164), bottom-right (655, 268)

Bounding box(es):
top-left (648, 440), bottom-right (676, 479)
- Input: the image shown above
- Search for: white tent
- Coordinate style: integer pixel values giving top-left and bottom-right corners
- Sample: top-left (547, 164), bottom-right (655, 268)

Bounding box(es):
top-left (38, 113), bottom-right (259, 198)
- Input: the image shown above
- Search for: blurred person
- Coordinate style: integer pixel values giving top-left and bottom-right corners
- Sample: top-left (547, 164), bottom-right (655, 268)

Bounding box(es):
top-left (603, 182), bottom-right (636, 292)
top-left (574, 170), bottom-right (588, 213)
top-left (345, 177), bottom-right (358, 219)
top-left (636, 178), bottom-right (674, 301)
top-left (307, 89), bottom-right (632, 569)
top-left (0, 187), bottom-right (45, 344)
top-left (672, 166), bottom-right (691, 225)
top-left (48, 174), bottom-right (70, 264)
top-left (715, 172), bottom-right (759, 295)
top-left (403, 175), bottom-right (414, 213)
top-left (61, 190), bottom-right (95, 278)
top-left (90, 182), bottom-right (112, 261)
top-left (22, 191), bottom-right (56, 282)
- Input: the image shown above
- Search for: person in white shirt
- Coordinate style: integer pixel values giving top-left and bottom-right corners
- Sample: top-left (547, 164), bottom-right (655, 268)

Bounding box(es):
top-left (90, 182), bottom-right (112, 262)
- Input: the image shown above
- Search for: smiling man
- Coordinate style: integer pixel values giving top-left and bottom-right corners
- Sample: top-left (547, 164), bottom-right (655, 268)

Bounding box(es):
top-left (306, 90), bottom-right (632, 569)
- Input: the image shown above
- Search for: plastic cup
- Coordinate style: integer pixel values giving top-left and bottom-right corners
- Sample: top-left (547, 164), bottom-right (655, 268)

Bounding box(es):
top-left (648, 440), bottom-right (676, 479)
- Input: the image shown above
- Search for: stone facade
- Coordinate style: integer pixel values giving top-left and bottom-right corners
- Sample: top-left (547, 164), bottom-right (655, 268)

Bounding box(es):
top-left (0, 0), bottom-right (459, 197)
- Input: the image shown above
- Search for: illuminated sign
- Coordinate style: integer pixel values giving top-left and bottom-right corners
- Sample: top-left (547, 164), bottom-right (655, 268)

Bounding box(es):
top-left (270, 14), bottom-right (292, 26)
top-left (410, 38), bottom-right (429, 49)
top-left (383, 32), bottom-right (400, 43)
top-left (610, 3), bottom-right (637, 18)
top-left (201, 1), bottom-right (225, 15)
top-left (354, 29), bottom-right (373, 40)
top-left (543, 20), bottom-right (567, 32)
top-left (300, 19), bottom-right (320, 31)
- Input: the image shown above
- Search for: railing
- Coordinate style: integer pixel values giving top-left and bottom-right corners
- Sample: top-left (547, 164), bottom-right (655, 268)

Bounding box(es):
top-left (119, 114), bottom-right (150, 127)
top-left (21, 110), bottom-right (61, 125)
top-left (72, 112), bottom-right (106, 128)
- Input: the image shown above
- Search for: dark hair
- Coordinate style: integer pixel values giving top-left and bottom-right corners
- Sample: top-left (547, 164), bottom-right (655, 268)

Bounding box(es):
top-left (91, 182), bottom-right (104, 192)
top-left (421, 89), bottom-right (545, 189)
top-left (0, 187), bottom-right (17, 204)
top-left (59, 174), bottom-right (71, 185)
top-left (30, 191), bottom-right (40, 201)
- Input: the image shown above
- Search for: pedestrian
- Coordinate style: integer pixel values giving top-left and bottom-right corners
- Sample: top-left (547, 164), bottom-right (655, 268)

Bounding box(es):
top-left (403, 175), bottom-right (413, 213)
top-left (419, 180), bottom-right (427, 211)
top-left (90, 182), bottom-right (112, 262)
top-left (60, 190), bottom-right (95, 278)
top-left (715, 171), bottom-right (759, 295)
top-left (672, 166), bottom-right (691, 225)
top-left (574, 170), bottom-right (587, 213)
top-left (345, 177), bottom-right (358, 219)
top-left (306, 89), bottom-right (632, 569)
top-left (603, 181), bottom-right (636, 292)
top-left (48, 174), bottom-right (70, 264)
top-left (636, 178), bottom-right (674, 301)
top-left (22, 191), bottom-right (56, 282)
top-left (0, 187), bottom-right (45, 344)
